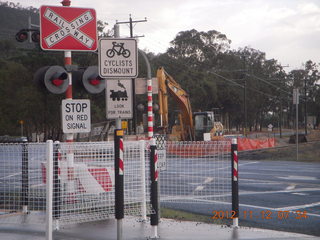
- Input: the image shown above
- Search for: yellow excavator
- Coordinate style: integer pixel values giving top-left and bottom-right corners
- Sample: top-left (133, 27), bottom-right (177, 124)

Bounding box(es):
top-left (157, 67), bottom-right (223, 141)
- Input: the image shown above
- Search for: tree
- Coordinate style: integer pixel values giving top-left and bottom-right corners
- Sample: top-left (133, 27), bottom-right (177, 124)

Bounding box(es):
top-left (167, 29), bottom-right (231, 67)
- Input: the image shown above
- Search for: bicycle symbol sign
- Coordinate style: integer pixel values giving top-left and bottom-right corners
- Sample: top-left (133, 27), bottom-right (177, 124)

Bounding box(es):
top-left (99, 38), bottom-right (138, 78)
top-left (106, 42), bottom-right (131, 58)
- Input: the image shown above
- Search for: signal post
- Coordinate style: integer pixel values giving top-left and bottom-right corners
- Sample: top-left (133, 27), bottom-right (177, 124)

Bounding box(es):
top-left (99, 25), bottom-right (138, 240)
top-left (38, 1), bottom-right (98, 239)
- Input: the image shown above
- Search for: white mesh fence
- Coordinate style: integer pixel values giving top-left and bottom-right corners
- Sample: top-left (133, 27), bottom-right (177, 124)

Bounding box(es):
top-left (52, 140), bottom-right (152, 226)
top-left (0, 143), bottom-right (47, 224)
top-left (160, 141), bottom-right (232, 210)
top-left (0, 140), bottom-right (152, 227)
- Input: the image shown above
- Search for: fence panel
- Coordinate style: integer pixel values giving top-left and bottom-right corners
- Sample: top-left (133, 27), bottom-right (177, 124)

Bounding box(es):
top-left (52, 141), bottom-right (152, 226)
top-left (160, 141), bottom-right (232, 212)
top-left (0, 143), bottom-right (47, 224)
top-left (0, 141), bottom-right (152, 228)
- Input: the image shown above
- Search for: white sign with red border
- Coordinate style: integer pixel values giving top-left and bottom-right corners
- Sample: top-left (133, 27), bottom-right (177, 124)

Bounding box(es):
top-left (40, 5), bottom-right (97, 51)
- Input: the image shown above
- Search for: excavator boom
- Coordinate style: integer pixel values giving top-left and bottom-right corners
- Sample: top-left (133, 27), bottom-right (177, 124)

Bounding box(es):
top-left (157, 67), bottom-right (194, 140)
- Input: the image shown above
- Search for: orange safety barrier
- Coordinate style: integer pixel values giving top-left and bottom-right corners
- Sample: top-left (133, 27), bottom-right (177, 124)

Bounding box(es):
top-left (167, 142), bottom-right (230, 157)
top-left (166, 138), bottom-right (276, 157)
top-left (237, 138), bottom-right (276, 151)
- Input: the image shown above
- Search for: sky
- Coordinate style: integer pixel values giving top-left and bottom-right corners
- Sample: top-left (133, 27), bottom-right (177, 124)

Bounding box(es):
top-left (12, 0), bottom-right (320, 71)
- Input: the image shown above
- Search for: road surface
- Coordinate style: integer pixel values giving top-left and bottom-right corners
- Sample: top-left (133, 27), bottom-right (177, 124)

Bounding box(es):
top-left (161, 159), bottom-right (320, 236)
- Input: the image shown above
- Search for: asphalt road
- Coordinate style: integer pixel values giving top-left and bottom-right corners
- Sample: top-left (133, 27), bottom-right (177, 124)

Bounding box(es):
top-left (160, 159), bottom-right (320, 237)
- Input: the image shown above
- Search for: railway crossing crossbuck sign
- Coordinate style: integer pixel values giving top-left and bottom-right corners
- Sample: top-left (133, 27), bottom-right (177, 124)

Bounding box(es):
top-left (40, 5), bottom-right (97, 51)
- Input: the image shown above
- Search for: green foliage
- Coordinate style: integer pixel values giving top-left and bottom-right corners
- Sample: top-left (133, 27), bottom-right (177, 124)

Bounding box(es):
top-left (151, 29), bottom-right (320, 131)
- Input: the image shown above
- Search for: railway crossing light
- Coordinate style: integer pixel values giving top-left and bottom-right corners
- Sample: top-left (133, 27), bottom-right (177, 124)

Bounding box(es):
top-left (31, 30), bottom-right (40, 43)
top-left (73, 66), bottom-right (105, 94)
top-left (34, 66), bottom-right (69, 94)
top-left (15, 29), bottom-right (28, 42)
top-left (15, 29), bottom-right (40, 43)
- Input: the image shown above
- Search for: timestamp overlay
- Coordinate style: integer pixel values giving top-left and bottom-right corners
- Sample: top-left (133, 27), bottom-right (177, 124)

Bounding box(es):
top-left (210, 161), bottom-right (320, 236)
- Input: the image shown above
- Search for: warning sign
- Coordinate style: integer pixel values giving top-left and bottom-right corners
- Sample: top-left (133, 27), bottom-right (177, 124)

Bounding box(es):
top-left (99, 38), bottom-right (138, 78)
top-left (40, 6), bottom-right (97, 51)
top-left (106, 79), bottom-right (133, 119)
top-left (61, 99), bottom-right (91, 133)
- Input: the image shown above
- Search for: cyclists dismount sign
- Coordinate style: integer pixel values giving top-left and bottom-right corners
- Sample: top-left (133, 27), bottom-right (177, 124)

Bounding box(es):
top-left (99, 38), bottom-right (138, 78)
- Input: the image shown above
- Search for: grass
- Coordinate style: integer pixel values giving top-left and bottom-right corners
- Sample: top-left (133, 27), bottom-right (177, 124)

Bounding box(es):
top-left (240, 140), bottom-right (320, 162)
top-left (160, 207), bottom-right (230, 226)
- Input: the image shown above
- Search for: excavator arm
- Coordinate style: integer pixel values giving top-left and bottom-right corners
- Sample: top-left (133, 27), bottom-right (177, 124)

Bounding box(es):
top-left (157, 67), bottom-right (195, 141)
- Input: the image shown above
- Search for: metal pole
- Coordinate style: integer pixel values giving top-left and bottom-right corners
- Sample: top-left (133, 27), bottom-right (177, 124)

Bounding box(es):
top-left (244, 79), bottom-right (247, 136)
top-left (53, 141), bottom-right (61, 230)
top-left (280, 102), bottom-right (282, 138)
top-left (46, 140), bottom-right (53, 240)
top-left (21, 140), bottom-right (28, 213)
top-left (28, 16), bottom-right (32, 43)
top-left (61, 0), bottom-right (75, 204)
top-left (139, 140), bottom-right (147, 221)
top-left (231, 138), bottom-right (239, 227)
top-left (113, 23), bottom-right (124, 240)
top-left (20, 122), bottom-right (23, 137)
top-left (150, 138), bottom-right (159, 238)
top-left (114, 128), bottom-right (124, 240)
top-left (138, 50), bottom-right (153, 139)
top-left (296, 103), bottom-right (299, 161)
top-left (304, 77), bottom-right (307, 135)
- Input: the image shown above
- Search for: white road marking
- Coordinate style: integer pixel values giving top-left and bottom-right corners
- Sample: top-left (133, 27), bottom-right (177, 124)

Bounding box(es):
top-left (239, 187), bottom-right (320, 196)
top-left (204, 177), bottom-right (214, 184)
top-left (239, 161), bottom-right (259, 166)
top-left (278, 176), bottom-right (318, 181)
top-left (274, 201), bottom-right (320, 211)
top-left (285, 184), bottom-right (296, 190)
top-left (195, 186), bottom-right (204, 191)
top-left (291, 192), bottom-right (309, 196)
top-left (193, 177), bottom-right (214, 191)
top-left (0, 172), bottom-right (21, 180)
top-left (30, 184), bottom-right (45, 188)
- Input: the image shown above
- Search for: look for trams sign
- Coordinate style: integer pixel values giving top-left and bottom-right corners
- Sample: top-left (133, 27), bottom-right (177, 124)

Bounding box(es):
top-left (106, 79), bottom-right (133, 119)
top-left (40, 6), bottom-right (97, 51)
top-left (62, 99), bottom-right (91, 133)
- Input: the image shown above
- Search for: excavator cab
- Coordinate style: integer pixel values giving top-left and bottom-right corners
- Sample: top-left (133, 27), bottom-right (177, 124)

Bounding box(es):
top-left (194, 111), bottom-right (215, 141)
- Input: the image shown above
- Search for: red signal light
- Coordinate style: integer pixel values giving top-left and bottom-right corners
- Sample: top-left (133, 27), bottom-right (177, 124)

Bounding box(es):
top-left (15, 30), bottom-right (28, 42)
top-left (50, 72), bottom-right (68, 87)
top-left (89, 79), bottom-right (100, 86)
top-left (31, 31), bottom-right (40, 43)
top-left (89, 76), bottom-right (103, 86)
top-left (52, 79), bottom-right (64, 86)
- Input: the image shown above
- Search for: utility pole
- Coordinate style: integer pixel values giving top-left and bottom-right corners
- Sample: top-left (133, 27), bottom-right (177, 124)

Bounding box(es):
top-left (242, 57), bottom-right (247, 136)
top-left (304, 76), bottom-right (308, 135)
top-left (116, 15), bottom-right (147, 134)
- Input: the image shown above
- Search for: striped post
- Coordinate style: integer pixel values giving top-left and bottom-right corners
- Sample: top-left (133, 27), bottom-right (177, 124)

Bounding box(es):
top-left (147, 78), bottom-right (153, 139)
top-left (231, 138), bottom-right (239, 227)
top-left (115, 129), bottom-right (124, 240)
top-left (150, 138), bottom-right (159, 238)
top-left (119, 138), bottom-right (124, 175)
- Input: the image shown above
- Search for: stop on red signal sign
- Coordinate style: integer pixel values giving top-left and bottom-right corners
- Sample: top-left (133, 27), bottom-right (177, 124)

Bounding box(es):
top-left (40, 5), bottom-right (97, 51)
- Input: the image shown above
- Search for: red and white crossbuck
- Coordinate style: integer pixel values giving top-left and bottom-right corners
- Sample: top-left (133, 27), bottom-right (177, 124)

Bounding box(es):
top-left (40, 5), bottom-right (97, 51)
